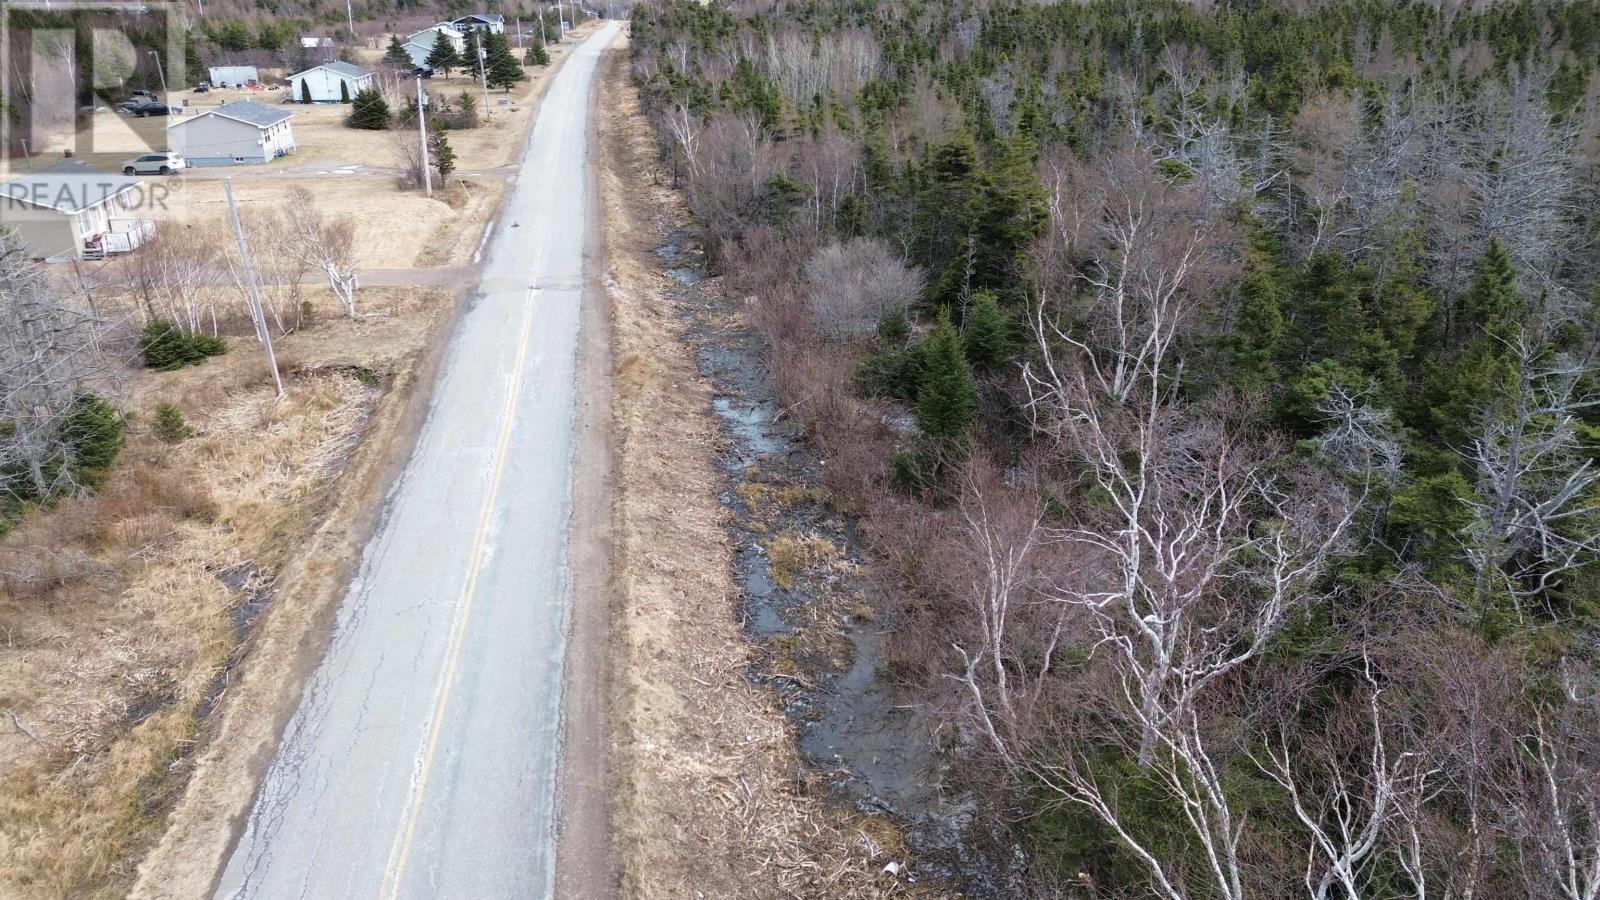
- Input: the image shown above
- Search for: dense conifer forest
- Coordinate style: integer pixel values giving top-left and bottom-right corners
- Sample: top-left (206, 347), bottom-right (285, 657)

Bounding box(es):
top-left (631, 0), bottom-right (1600, 894)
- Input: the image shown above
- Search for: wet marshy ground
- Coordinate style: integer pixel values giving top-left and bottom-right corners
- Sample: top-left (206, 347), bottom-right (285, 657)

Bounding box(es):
top-left (655, 233), bottom-right (1016, 895)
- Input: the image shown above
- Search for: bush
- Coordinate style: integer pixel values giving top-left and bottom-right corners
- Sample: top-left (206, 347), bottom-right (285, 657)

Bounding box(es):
top-left (804, 238), bottom-right (925, 339)
top-left (152, 403), bottom-right (193, 443)
top-left (347, 88), bottom-right (391, 130)
top-left (139, 320), bottom-right (227, 371)
top-left (58, 395), bottom-right (125, 488)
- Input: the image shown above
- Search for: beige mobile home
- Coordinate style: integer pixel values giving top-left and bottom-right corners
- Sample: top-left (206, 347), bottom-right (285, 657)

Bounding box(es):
top-left (0, 163), bottom-right (152, 260)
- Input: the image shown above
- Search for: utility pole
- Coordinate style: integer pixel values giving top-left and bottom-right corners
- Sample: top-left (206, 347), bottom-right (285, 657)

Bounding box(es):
top-left (345, 0), bottom-right (356, 47)
top-left (475, 38), bottom-right (490, 116)
top-left (223, 178), bottom-right (284, 399)
top-left (515, 17), bottom-right (523, 50)
top-left (416, 76), bottom-right (432, 197)
top-left (537, 8), bottom-right (547, 46)
top-left (557, 1), bottom-right (566, 38)
top-left (18, 139), bottom-right (32, 173)
top-left (148, 50), bottom-right (168, 99)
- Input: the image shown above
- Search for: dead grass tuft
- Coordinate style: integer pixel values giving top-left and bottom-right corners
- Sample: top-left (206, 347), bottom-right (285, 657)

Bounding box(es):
top-left (766, 531), bottom-right (843, 590)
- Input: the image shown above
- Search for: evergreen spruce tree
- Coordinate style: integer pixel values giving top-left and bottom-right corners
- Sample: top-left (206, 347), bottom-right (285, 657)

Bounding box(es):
top-left (185, 35), bottom-right (205, 85)
top-left (425, 31), bottom-right (462, 76)
top-left (429, 116), bottom-right (456, 179)
top-left (346, 87), bottom-right (391, 129)
top-left (1459, 238), bottom-right (1522, 344)
top-left (59, 396), bottom-right (124, 487)
top-left (456, 91), bottom-right (478, 128)
top-left (525, 43), bottom-right (550, 66)
top-left (915, 313), bottom-right (977, 439)
top-left (383, 34), bottom-right (414, 69)
top-left (153, 403), bottom-right (193, 444)
top-left (339, 79), bottom-right (351, 103)
top-left (299, 78), bottom-right (313, 104)
top-left (484, 32), bottom-right (524, 89)
top-left (962, 291), bottom-right (1017, 371)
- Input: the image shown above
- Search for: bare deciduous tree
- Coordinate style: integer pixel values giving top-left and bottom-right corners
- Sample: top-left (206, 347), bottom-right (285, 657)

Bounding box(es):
top-left (0, 232), bottom-right (118, 502)
top-left (1514, 664), bottom-right (1600, 900)
top-left (802, 238), bottom-right (923, 339)
top-left (281, 188), bottom-right (360, 318)
top-left (125, 228), bottom-right (220, 334)
top-left (1256, 663), bottom-right (1434, 900)
top-left (1466, 337), bottom-right (1600, 601)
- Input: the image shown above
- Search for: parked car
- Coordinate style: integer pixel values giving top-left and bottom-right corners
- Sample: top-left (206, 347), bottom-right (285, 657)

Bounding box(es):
top-left (410, 66), bottom-right (435, 78)
top-left (122, 100), bottom-right (178, 117)
top-left (194, 83), bottom-right (210, 93)
top-left (128, 89), bottom-right (157, 101)
top-left (122, 152), bottom-right (186, 176)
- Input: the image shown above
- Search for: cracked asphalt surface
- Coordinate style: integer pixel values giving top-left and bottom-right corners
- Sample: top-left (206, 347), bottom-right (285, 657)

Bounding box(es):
top-left (214, 22), bottom-right (623, 900)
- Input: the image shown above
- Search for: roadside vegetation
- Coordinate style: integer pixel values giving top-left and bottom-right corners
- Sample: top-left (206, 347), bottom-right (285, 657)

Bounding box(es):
top-left (632, 0), bottom-right (1600, 894)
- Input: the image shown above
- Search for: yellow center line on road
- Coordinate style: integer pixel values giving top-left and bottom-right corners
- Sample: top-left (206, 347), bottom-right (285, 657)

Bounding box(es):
top-left (375, 48), bottom-right (574, 900)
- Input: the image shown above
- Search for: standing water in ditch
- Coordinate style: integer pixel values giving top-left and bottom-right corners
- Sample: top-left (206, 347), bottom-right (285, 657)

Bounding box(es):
top-left (657, 234), bottom-right (1016, 895)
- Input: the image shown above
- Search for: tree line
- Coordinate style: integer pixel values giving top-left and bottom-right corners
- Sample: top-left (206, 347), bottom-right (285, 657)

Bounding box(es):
top-left (631, 0), bottom-right (1600, 895)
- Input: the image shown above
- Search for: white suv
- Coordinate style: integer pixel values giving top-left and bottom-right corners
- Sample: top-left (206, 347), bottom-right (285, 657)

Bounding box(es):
top-left (122, 152), bottom-right (186, 175)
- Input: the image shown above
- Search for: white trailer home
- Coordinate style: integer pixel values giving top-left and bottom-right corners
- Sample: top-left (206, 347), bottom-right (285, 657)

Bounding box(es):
top-left (168, 101), bottom-right (296, 166)
top-left (286, 61), bottom-right (373, 103)
top-left (0, 163), bottom-right (153, 260)
top-left (207, 65), bottom-right (260, 88)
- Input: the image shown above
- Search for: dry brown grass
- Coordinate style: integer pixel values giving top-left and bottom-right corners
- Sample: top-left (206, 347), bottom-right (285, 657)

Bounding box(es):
top-left (766, 530), bottom-right (844, 590)
top-left (0, 372), bottom-right (373, 898)
top-left (599, 40), bottom-right (907, 900)
top-left (0, 280), bottom-right (457, 898)
top-left (144, 176), bottom-right (501, 269)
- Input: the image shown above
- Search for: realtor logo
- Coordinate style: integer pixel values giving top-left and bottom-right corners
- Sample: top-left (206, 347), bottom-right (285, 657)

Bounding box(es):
top-left (1, 0), bottom-right (187, 174)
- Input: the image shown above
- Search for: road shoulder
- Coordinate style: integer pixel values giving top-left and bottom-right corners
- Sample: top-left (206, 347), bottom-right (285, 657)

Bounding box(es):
top-left (555, 23), bottom-right (623, 900)
top-left (594, 36), bottom-right (889, 900)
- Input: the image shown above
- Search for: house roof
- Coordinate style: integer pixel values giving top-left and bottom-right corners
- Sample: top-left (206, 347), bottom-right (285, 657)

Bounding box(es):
top-left (170, 100), bottom-right (293, 131)
top-left (0, 162), bottom-right (139, 214)
top-left (291, 60), bottom-right (370, 80)
top-left (409, 23), bottom-right (463, 42)
top-left (453, 13), bottom-right (504, 24)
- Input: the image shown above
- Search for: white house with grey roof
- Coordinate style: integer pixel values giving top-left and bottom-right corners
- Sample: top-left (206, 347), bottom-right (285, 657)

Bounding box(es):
top-left (403, 23), bottom-right (466, 69)
top-left (287, 61), bottom-right (374, 103)
top-left (167, 101), bottom-right (296, 166)
top-left (0, 162), bottom-right (152, 260)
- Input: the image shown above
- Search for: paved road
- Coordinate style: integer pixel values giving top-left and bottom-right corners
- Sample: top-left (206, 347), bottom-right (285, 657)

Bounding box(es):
top-left (214, 21), bottom-right (622, 900)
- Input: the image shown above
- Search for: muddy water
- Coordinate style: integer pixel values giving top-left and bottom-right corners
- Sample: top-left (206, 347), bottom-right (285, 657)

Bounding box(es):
top-left (658, 235), bottom-right (1014, 895)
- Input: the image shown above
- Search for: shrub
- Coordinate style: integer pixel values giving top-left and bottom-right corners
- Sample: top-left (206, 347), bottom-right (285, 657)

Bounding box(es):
top-left (139, 320), bottom-right (227, 371)
top-left (152, 403), bottom-right (193, 443)
top-left (58, 395), bottom-right (125, 488)
top-left (347, 88), bottom-right (391, 130)
top-left (804, 238), bottom-right (924, 339)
